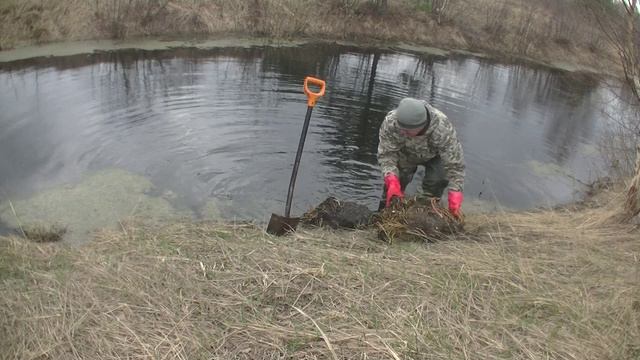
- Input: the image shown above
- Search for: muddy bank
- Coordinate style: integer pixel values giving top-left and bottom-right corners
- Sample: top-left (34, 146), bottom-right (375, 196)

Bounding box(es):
top-left (0, 38), bottom-right (304, 63)
top-left (0, 0), bottom-right (621, 76)
top-left (0, 37), bottom-right (612, 79)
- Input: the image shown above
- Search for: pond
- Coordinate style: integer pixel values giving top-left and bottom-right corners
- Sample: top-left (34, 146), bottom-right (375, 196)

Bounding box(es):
top-left (0, 42), bottom-right (624, 240)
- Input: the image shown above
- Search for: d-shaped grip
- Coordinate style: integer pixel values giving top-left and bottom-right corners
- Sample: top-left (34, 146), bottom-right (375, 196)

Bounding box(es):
top-left (304, 77), bottom-right (326, 107)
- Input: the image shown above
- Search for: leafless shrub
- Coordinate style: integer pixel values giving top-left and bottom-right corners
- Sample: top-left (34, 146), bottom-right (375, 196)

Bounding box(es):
top-left (624, 144), bottom-right (640, 220)
top-left (599, 108), bottom-right (640, 178)
top-left (586, 1), bottom-right (640, 220)
top-left (413, 0), bottom-right (451, 23)
top-left (588, 0), bottom-right (640, 102)
top-left (92, 0), bottom-right (169, 39)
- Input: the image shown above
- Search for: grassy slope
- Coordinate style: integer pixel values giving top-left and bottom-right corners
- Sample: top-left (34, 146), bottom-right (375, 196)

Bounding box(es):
top-left (1, 189), bottom-right (638, 359)
top-left (0, 0), bottom-right (619, 73)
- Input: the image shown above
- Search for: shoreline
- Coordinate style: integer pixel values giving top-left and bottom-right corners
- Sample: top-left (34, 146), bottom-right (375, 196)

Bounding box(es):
top-left (0, 36), bottom-right (617, 78)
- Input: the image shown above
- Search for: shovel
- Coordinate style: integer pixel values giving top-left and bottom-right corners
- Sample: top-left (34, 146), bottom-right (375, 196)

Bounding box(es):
top-left (267, 76), bottom-right (326, 236)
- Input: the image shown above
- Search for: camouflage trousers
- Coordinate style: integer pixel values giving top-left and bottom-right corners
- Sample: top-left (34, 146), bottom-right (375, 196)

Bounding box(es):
top-left (378, 156), bottom-right (449, 211)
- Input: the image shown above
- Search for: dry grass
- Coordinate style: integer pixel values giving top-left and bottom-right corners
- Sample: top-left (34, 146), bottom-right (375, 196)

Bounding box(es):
top-left (441, 0), bottom-right (613, 68)
top-left (0, 0), bottom-right (619, 72)
top-left (0, 0), bottom-right (93, 48)
top-left (376, 197), bottom-right (463, 243)
top-left (1, 188), bottom-right (638, 359)
top-left (625, 145), bottom-right (640, 221)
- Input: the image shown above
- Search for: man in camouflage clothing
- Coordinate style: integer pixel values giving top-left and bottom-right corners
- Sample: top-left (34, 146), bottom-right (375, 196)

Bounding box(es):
top-left (377, 97), bottom-right (464, 217)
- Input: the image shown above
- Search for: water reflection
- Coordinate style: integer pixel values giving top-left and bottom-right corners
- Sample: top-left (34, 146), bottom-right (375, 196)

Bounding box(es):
top-left (0, 44), bottom-right (620, 223)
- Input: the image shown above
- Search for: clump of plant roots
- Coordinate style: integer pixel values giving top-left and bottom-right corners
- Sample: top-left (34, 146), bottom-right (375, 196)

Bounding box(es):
top-left (376, 197), bottom-right (463, 243)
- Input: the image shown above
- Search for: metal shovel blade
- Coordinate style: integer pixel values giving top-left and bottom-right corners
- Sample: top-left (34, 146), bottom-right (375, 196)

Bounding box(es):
top-left (266, 213), bottom-right (300, 236)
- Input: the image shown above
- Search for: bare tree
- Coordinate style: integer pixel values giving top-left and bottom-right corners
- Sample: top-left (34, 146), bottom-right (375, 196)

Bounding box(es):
top-left (587, 0), bottom-right (640, 220)
top-left (432, 0), bottom-right (449, 24)
top-left (588, 0), bottom-right (639, 102)
top-left (618, 0), bottom-right (639, 102)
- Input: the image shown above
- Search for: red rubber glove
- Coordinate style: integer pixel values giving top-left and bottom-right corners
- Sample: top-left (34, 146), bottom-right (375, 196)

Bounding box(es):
top-left (448, 190), bottom-right (463, 218)
top-left (384, 174), bottom-right (404, 208)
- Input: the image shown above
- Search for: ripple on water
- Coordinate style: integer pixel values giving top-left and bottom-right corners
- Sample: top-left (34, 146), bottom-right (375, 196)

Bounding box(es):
top-left (0, 44), bottom-right (628, 223)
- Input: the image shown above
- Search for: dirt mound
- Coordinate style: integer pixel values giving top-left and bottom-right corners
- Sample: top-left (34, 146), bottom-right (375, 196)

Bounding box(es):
top-left (303, 197), bottom-right (463, 242)
top-left (302, 197), bottom-right (374, 229)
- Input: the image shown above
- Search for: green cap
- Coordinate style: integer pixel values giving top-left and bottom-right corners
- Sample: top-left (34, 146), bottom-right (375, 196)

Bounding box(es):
top-left (396, 98), bottom-right (427, 129)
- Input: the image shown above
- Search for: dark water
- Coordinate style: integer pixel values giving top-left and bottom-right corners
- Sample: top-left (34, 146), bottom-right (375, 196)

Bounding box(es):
top-left (0, 43), bottom-right (623, 223)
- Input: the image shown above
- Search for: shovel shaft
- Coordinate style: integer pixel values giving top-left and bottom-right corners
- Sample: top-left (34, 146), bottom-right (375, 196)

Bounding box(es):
top-left (284, 106), bottom-right (314, 217)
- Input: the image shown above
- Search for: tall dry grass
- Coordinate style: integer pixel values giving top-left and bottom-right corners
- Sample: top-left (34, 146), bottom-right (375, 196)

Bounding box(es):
top-left (1, 190), bottom-right (638, 359)
top-left (625, 144), bottom-right (640, 220)
top-left (0, 0), bottom-right (93, 48)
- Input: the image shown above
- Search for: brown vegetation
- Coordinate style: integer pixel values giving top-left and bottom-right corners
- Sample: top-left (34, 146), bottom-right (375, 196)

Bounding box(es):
top-left (1, 187), bottom-right (638, 359)
top-left (625, 144), bottom-right (640, 221)
top-left (587, 0), bottom-right (640, 100)
top-left (376, 197), bottom-right (463, 243)
top-left (0, 0), bottom-right (621, 72)
top-left (589, 0), bottom-right (640, 196)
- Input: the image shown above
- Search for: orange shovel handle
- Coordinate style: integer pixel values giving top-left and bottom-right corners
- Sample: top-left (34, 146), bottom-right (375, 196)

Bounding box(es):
top-left (304, 76), bottom-right (326, 107)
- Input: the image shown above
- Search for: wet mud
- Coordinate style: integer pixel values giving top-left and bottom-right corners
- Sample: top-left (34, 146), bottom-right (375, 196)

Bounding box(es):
top-left (303, 197), bottom-right (464, 243)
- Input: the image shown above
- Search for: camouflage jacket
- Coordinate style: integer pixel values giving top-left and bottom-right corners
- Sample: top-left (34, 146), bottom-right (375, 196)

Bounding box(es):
top-left (377, 102), bottom-right (465, 192)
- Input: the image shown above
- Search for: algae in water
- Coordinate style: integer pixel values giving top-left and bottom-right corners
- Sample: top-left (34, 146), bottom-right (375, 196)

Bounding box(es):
top-left (0, 169), bottom-right (190, 243)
